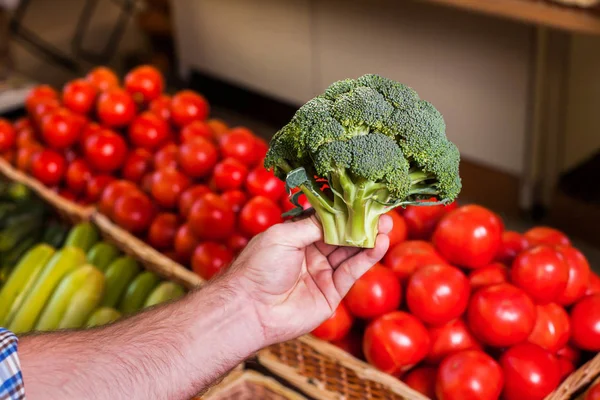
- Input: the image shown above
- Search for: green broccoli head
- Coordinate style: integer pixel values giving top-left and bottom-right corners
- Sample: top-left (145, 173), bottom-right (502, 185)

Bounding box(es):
top-left (264, 74), bottom-right (461, 247)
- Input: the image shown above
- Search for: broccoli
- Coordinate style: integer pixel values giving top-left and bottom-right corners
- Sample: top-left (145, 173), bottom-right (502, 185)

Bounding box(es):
top-left (264, 74), bottom-right (461, 248)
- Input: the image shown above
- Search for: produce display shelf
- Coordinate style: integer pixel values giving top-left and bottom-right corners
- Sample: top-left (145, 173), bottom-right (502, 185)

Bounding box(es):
top-left (418, 0), bottom-right (600, 35)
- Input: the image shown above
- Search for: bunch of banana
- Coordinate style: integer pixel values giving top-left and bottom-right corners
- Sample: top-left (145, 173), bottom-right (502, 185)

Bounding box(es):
top-left (0, 220), bottom-right (187, 333)
top-left (0, 180), bottom-right (69, 284)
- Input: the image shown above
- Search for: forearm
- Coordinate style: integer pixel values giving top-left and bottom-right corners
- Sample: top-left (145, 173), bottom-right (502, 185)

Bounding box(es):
top-left (18, 278), bottom-right (264, 400)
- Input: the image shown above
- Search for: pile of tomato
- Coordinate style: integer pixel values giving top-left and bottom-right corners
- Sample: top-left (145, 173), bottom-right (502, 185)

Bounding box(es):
top-left (0, 65), bottom-right (293, 279)
top-left (311, 203), bottom-right (600, 400)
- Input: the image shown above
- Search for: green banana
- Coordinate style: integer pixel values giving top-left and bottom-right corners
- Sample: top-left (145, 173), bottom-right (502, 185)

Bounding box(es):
top-left (0, 217), bottom-right (41, 253)
top-left (101, 257), bottom-right (141, 308)
top-left (0, 264), bottom-right (12, 286)
top-left (41, 220), bottom-right (70, 248)
top-left (118, 271), bottom-right (161, 314)
top-left (8, 246), bottom-right (86, 333)
top-left (144, 282), bottom-right (185, 308)
top-left (86, 242), bottom-right (121, 272)
top-left (86, 307), bottom-right (121, 328)
top-left (0, 244), bottom-right (55, 325)
top-left (64, 222), bottom-right (100, 252)
top-left (3, 236), bottom-right (39, 266)
top-left (35, 264), bottom-right (105, 331)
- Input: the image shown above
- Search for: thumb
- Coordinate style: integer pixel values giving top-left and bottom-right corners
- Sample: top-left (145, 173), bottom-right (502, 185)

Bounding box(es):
top-left (271, 215), bottom-right (324, 248)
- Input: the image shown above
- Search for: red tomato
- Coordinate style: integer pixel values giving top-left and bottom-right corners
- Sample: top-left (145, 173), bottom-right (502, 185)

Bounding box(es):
top-left (148, 95), bottom-right (171, 121)
top-left (436, 350), bottom-right (503, 400)
top-left (80, 122), bottom-right (102, 147)
top-left (29, 98), bottom-right (60, 124)
top-left (468, 262), bottom-right (508, 291)
top-left (207, 118), bottom-right (229, 139)
top-left (254, 138), bottom-right (269, 161)
top-left (221, 190), bottom-right (248, 213)
top-left (527, 303), bottom-right (570, 353)
top-left (555, 246), bottom-right (591, 305)
top-left (402, 366), bottom-right (437, 400)
top-left (495, 230), bottom-right (529, 265)
top-left (128, 112), bottom-right (170, 150)
top-left (280, 188), bottom-right (311, 215)
top-left (191, 242), bottom-right (233, 280)
top-left (407, 264), bottom-right (470, 325)
top-left (213, 158), bottom-right (248, 191)
top-left (385, 210), bottom-right (407, 248)
top-left (65, 159), bottom-right (92, 194)
top-left (26, 84), bottom-right (57, 107)
top-left (363, 311), bottom-right (430, 375)
top-left (150, 168), bottom-right (192, 209)
top-left (586, 383), bottom-right (600, 400)
top-left (124, 65), bottom-right (164, 103)
top-left (147, 213), bottom-right (179, 250)
top-left (511, 245), bottom-right (569, 304)
top-left (188, 193), bottom-right (236, 240)
top-left (13, 117), bottom-right (31, 132)
top-left (178, 137), bottom-right (218, 178)
top-left (239, 196), bottom-right (283, 237)
top-left (16, 127), bottom-right (38, 148)
top-left (345, 264), bottom-right (402, 319)
top-left (112, 191), bottom-right (155, 234)
top-left (246, 167), bottom-right (286, 202)
top-left (433, 205), bottom-right (503, 269)
top-left (154, 143), bottom-right (178, 170)
top-left (85, 175), bottom-right (115, 202)
top-left (225, 233), bottom-right (249, 254)
top-left (570, 294), bottom-right (600, 351)
top-left (587, 273), bottom-right (600, 296)
top-left (402, 199), bottom-right (455, 240)
top-left (180, 120), bottom-right (213, 143)
top-left (383, 240), bottom-right (446, 281)
top-left (556, 344), bottom-right (581, 364)
top-left (174, 224), bottom-right (199, 265)
top-left (500, 343), bottom-right (561, 400)
top-left (467, 283), bottom-right (536, 347)
top-left (122, 148), bottom-right (153, 183)
top-left (62, 79), bottom-right (97, 114)
top-left (41, 108), bottom-right (83, 149)
top-left (83, 130), bottom-right (128, 173)
top-left (557, 356), bottom-right (575, 381)
top-left (1, 150), bottom-right (14, 164)
top-left (98, 180), bottom-right (138, 217)
top-left (15, 144), bottom-right (42, 172)
top-left (219, 128), bottom-right (260, 166)
top-left (311, 302), bottom-right (354, 342)
top-left (178, 185), bottom-right (212, 218)
top-left (426, 319), bottom-right (481, 365)
top-left (30, 150), bottom-right (66, 186)
top-left (331, 329), bottom-right (364, 360)
top-left (85, 66), bottom-right (119, 92)
top-left (96, 89), bottom-right (136, 128)
top-left (0, 119), bottom-right (15, 152)
top-left (57, 188), bottom-right (77, 201)
top-left (525, 226), bottom-right (571, 247)
top-left (171, 90), bottom-right (210, 127)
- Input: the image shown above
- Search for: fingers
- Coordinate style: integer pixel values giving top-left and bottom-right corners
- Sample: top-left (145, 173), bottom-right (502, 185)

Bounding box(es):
top-left (305, 245), bottom-right (340, 309)
top-left (333, 233), bottom-right (390, 297)
top-left (378, 214), bottom-right (393, 235)
top-left (270, 215), bottom-right (324, 248)
top-left (327, 247), bottom-right (361, 269)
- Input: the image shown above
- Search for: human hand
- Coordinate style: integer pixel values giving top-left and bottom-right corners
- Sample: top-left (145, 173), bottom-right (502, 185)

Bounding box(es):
top-left (223, 213), bottom-right (392, 347)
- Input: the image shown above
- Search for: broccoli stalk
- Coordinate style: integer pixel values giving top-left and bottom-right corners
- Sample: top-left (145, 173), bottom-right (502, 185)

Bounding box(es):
top-left (265, 74), bottom-right (461, 248)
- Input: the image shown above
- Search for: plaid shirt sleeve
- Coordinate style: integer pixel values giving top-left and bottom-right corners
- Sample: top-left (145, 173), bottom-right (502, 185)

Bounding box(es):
top-left (0, 328), bottom-right (25, 400)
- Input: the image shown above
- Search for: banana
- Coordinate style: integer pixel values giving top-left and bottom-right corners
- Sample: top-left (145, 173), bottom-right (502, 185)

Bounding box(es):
top-left (8, 246), bottom-right (86, 333)
top-left (59, 266), bottom-right (106, 329)
top-left (63, 222), bottom-right (100, 252)
top-left (144, 282), bottom-right (185, 308)
top-left (86, 307), bottom-right (121, 328)
top-left (101, 257), bottom-right (141, 308)
top-left (0, 244), bottom-right (55, 325)
top-left (86, 242), bottom-right (121, 272)
top-left (118, 271), bottom-right (161, 314)
top-left (35, 264), bottom-right (105, 331)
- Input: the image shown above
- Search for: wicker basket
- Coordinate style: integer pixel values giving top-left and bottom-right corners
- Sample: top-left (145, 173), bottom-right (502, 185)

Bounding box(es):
top-left (547, 0), bottom-right (600, 9)
top-left (196, 370), bottom-right (307, 400)
top-left (258, 335), bottom-right (600, 400)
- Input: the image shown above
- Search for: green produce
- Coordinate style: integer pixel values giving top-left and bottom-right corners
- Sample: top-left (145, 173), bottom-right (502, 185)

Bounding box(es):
top-left (264, 74), bottom-right (461, 247)
top-left (144, 282), bottom-right (185, 307)
top-left (35, 264), bottom-right (105, 331)
top-left (119, 271), bottom-right (161, 314)
top-left (40, 220), bottom-right (70, 248)
top-left (64, 222), bottom-right (100, 252)
top-left (86, 307), bottom-right (121, 327)
top-left (0, 244), bottom-right (55, 325)
top-left (102, 256), bottom-right (141, 308)
top-left (8, 246), bottom-right (86, 333)
top-left (0, 264), bottom-right (11, 286)
top-left (86, 242), bottom-right (121, 272)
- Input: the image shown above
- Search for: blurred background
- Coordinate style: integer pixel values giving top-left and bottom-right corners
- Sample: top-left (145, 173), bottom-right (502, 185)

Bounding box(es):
top-left (1, 0), bottom-right (599, 254)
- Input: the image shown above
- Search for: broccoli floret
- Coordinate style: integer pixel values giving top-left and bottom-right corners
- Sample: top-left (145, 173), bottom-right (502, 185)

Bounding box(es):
top-left (265, 74), bottom-right (461, 248)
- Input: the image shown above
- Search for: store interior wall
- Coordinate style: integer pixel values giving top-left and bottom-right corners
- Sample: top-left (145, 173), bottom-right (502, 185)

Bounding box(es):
top-left (172, 0), bottom-right (600, 177)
